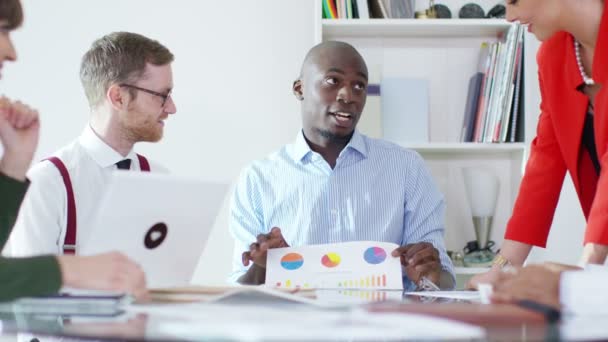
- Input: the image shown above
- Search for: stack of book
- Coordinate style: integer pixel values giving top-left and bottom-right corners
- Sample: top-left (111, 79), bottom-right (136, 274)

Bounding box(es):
top-left (461, 23), bottom-right (525, 143)
top-left (322, 0), bottom-right (415, 19)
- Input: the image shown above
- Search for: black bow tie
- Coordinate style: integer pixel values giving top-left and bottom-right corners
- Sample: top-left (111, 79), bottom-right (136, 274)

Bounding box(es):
top-left (115, 159), bottom-right (132, 170)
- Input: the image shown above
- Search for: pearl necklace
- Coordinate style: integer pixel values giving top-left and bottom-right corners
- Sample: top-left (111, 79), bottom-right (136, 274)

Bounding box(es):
top-left (574, 38), bottom-right (595, 86)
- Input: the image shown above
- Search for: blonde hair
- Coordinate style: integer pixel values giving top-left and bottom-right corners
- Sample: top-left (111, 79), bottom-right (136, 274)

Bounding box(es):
top-left (79, 32), bottom-right (174, 108)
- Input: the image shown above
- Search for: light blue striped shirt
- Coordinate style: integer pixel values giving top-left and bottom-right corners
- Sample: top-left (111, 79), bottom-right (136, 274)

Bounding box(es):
top-left (229, 130), bottom-right (454, 289)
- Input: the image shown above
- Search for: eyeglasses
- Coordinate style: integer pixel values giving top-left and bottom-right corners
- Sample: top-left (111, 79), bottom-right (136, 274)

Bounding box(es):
top-left (119, 84), bottom-right (172, 107)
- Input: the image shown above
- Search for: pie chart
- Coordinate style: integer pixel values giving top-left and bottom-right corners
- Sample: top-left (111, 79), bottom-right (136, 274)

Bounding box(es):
top-left (364, 247), bottom-right (387, 265)
top-left (321, 252), bottom-right (341, 268)
top-left (280, 253), bottom-right (304, 270)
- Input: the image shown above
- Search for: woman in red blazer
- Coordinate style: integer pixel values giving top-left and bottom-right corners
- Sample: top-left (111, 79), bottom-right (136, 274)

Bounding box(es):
top-left (470, 0), bottom-right (607, 288)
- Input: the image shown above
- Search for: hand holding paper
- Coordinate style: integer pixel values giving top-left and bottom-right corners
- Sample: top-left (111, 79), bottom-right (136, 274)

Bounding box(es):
top-left (242, 227), bottom-right (290, 268)
top-left (391, 242), bottom-right (441, 287)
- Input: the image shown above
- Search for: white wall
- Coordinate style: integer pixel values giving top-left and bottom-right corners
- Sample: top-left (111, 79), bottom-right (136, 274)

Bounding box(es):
top-left (5, 0), bottom-right (315, 285)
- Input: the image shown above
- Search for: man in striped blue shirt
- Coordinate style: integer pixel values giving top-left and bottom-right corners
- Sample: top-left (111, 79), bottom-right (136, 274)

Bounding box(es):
top-left (229, 41), bottom-right (454, 290)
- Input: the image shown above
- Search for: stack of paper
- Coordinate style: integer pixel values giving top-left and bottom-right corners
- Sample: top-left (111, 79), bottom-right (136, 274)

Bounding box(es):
top-left (131, 302), bottom-right (485, 340)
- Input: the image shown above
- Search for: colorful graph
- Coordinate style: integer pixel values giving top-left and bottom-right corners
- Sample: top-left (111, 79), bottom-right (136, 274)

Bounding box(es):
top-left (363, 246), bottom-right (387, 265)
top-left (338, 274), bottom-right (387, 288)
top-left (280, 253), bottom-right (304, 270)
top-left (275, 280), bottom-right (310, 289)
top-left (338, 290), bottom-right (388, 302)
top-left (321, 252), bottom-right (341, 268)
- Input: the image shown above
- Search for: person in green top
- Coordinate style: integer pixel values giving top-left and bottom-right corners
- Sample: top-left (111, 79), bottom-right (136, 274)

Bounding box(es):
top-left (0, 0), bottom-right (147, 302)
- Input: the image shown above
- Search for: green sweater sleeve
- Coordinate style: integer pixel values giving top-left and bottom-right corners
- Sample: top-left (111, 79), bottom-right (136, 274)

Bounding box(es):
top-left (0, 255), bottom-right (62, 301)
top-left (0, 173), bottom-right (29, 246)
top-left (0, 173), bottom-right (63, 301)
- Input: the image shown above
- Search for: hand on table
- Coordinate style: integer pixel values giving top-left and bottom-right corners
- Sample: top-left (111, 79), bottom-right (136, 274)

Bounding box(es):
top-left (466, 268), bottom-right (501, 290)
top-left (58, 251), bottom-right (148, 301)
top-left (490, 263), bottom-right (575, 309)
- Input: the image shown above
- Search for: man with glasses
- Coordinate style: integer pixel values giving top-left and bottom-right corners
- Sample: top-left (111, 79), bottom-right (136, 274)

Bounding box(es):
top-left (6, 31), bottom-right (176, 257)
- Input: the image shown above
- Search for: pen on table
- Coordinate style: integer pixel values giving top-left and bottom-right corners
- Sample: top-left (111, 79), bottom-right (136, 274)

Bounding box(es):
top-left (418, 276), bottom-right (441, 291)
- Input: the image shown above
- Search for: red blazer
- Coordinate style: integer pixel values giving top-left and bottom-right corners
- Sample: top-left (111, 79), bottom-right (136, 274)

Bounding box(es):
top-left (505, 9), bottom-right (608, 247)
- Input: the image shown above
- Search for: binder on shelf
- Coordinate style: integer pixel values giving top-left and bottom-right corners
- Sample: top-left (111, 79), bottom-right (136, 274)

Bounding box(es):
top-left (337, 0), bottom-right (343, 18)
top-left (510, 59), bottom-right (525, 142)
top-left (346, 0), bottom-right (353, 18)
top-left (461, 72), bottom-right (484, 142)
top-left (355, 0), bottom-right (369, 19)
top-left (500, 26), bottom-right (523, 142)
top-left (492, 24), bottom-right (520, 143)
top-left (463, 42), bottom-right (490, 143)
top-left (473, 42), bottom-right (496, 143)
top-left (369, 0), bottom-right (388, 18)
top-left (507, 28), bottom-right (525, 143)
top-left (388, 0), bottom-right (415, 18)
top-left (323, 0), bottom-right (338, 19)
top-left (340, 0), bottom-right (350, 18)
top-left (481, 41), bottom-right (502, 142)
top-left (382, 0), bottom-right (392, 18)
top-left (514, 74), bottom-right (525, 143)
top-left (352, 0), bottom-right (360, 18)
top-left (381, 77), bottom-right (429, 144)
top-left (469, 24), bottom-right (524, 143)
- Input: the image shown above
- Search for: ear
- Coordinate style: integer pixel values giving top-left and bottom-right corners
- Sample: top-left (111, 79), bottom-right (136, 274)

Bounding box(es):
top-left (107, 84), bottom-right (126, 111)
top-left (292, 79), bottom-right (304, 101)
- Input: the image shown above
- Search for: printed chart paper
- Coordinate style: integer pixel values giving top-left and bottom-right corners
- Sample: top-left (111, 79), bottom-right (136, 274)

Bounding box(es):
top-left (266, 241), bottom-right (403, 290)
top-left (315, 289), bottom-right (404, 305)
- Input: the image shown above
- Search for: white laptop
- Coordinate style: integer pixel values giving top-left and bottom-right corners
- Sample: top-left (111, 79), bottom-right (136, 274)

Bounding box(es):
top-left (80, 172), bottom-right (228, 289)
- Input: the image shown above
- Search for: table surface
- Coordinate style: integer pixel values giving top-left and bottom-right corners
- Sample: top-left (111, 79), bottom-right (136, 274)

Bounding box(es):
top-left (0, 290), bottom-right (557, 341)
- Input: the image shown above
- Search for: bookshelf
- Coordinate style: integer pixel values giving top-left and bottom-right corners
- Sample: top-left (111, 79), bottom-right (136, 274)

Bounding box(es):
top-left (315, 2), bottom-right (541, 262)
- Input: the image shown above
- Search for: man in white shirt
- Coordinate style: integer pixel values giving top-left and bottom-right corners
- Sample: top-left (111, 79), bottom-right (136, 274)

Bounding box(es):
top-left (6, 31), bottom-right (176, 257)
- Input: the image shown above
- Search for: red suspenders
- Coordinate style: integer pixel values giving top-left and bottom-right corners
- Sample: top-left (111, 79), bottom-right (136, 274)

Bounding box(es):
top-left (46, 154), bottom-right (151, 255)
top-left (45, 157), bottom-right (77, 255)
top-left (137, 154), bottom-right (150, 172)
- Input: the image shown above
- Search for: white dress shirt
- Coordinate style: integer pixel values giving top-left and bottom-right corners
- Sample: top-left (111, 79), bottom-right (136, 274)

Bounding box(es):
top-left (5, 125), bottom-right (167, 256)
top-left (560, 265), bottom-right (608, 316)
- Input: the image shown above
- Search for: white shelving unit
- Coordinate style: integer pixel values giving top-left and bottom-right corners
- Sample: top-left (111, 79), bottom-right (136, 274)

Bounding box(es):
top-left (397, 142), bottom-right (526, 155)
top-left (315, 2), bottom-right (540, 260)
top-left (320, 18), bottom-right (512, 40)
